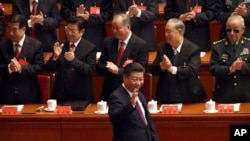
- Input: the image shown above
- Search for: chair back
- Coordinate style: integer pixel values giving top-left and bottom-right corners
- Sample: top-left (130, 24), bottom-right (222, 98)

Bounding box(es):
top-left (38, 74), bottom-right (51, 104)
top-left (141, 72), bottom-right (152, 102)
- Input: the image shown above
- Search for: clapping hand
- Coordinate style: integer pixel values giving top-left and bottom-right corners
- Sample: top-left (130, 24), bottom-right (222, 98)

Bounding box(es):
top-left (77, 4), bottom-right (89, 21)
top-left (64, 47), bottom-right (75, 62)
top-left (106, 61), bottom-right (119, 74)
top-left (10, 57), bottom-right (21, 73)
top-left (53, 42), bottom-right (63, 59)
top-left (128, 0), bottom-right (139, 16)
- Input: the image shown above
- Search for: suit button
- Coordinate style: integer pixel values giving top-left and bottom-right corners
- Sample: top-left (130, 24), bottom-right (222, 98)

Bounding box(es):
top-left (234, 83), bottom-right (237, 86)
top-left (234, 76), bottom-right (237, 79)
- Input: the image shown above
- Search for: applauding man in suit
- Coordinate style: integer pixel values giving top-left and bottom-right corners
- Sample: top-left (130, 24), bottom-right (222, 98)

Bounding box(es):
top-left (45, 16), bottom-right (97, 104)
top-left (150, 18), bottom-right (207, 104)
top-left (108, 62), bottom-right (159, 141)
top-left (96, 13), bottom-right (148, 102)
top-left (113, 0), bottom-right (158, 51)
top-left (60, 0), bottom-right (113, 51)
top-left (0, 14), bottom-right (44, 104)
top-left (12, 0), bottom-right (60, 52)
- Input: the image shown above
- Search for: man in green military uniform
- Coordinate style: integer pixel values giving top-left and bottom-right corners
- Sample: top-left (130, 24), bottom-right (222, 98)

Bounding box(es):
top-left (216, 0), bottom-right (250, 38)
top-left (210, 15), bottom-right (250, 103)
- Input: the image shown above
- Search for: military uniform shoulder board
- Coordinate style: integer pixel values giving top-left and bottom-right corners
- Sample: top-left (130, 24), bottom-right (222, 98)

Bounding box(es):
top-left (213, 39), bottom-right (225, 45)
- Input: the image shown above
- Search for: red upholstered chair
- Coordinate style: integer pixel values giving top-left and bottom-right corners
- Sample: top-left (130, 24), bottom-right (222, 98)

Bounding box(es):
top-left (141, 72), bottom-right (152, 102)
top-left (38, 74), bottom-right (51, 104)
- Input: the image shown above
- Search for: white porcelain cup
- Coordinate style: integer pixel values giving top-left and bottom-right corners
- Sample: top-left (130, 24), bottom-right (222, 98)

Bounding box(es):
top-left (205, 99), bottom-right (215, 111)
top-left (97, 100), bottom-right (107, 112)
top-left (47, 99), bottom-right (57, 110)
top-left (148, 99), bottom-right (157, 112)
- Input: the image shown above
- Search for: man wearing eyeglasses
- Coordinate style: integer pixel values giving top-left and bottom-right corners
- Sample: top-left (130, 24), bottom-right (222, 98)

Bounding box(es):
top-left (45, 16), bottom-right (97, 104)
top-left (210, 15), bottom-right (250, 103)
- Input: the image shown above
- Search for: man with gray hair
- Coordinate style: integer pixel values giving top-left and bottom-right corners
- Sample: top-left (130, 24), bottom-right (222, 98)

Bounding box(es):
top-left (150, 18), bottom-right (207, 104)
top-left (210, 15), bottom-right (250, 103)
top-left (97, 13), bottom-right (148, 102)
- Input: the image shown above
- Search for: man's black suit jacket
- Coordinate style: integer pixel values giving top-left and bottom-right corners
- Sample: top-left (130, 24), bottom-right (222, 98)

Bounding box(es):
top-left (45, 38), bottom-right (97, 103)
top-left (96, 34), bottom-right (148, 101)
top-left (12, 0), bottom-right (60, 52)
top-left (150, 38), bottom-right (207, 104)
top-left (108, 86), bottom-right (159, 141)
top-left (60, 0), bottom-right (113, 51)
top-left (0, 36), bottom-right (44, 104)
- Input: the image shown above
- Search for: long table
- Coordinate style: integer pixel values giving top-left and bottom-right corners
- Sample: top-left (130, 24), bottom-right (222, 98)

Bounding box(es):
top-left (0, 102), bottom-right (250, 141)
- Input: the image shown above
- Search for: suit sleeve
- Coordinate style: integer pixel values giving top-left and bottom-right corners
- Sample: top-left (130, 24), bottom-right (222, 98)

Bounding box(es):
top-left (216, 0), bottom-right (232, 24)
top-left (70, 44), bottom-right (97, 75)
top-left (140, 0), bottom-right (158, 22)
top-left (60, 0), bottom-right (76, 19)
top-left (41, 1), bottom-right (61, 30)
top-left (194, 0), bottom-right (216, 25)
top-left (88, 0), bottom-right (113, 24)
top-left (20, 41), bottom-right (44, 76)
top-left (108, 91), bottom-right (135, 126)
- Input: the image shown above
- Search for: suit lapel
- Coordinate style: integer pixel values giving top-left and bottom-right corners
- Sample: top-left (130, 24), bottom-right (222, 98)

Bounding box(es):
top-left (19, 36), bottom-right (30, 59)
top-left (112, 38), bottom-right (119, 64)
top-left (19, 0), bottom-right (31, 17)
top-left (119, 34), bottom-right (134, 66)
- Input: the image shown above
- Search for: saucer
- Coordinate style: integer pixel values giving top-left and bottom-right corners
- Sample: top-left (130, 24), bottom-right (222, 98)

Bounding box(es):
top-left (149, 110), bottom-right (160, 114)
top-left (204, 109), bottom-right (218, 113)
top-left (44, 108), bottom-right (55, 112)
top-left (95, 110), bottom-right (108, 114)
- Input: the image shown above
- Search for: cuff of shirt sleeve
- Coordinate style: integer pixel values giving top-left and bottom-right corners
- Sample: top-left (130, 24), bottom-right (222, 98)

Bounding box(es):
top-left (135, 9), bottom-right (141, 17)
top-left (171, 66), bottom-right (177, 75)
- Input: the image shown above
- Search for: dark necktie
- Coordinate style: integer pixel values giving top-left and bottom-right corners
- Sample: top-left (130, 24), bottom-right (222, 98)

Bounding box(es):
top-left (136, 101), bottom-right (147, 125)
top-left (118, 42), bottom-right (125, 64)
top-left (14, 43), bottom-right (20, 59)
top-left (30, 0), bottom-right (37, 38)
top-left (173, 49), bottom-right (179, 66)
top-left (232, 44), bottom-right (236, 53)
top-left (70, 44), bottom-right (76, 52)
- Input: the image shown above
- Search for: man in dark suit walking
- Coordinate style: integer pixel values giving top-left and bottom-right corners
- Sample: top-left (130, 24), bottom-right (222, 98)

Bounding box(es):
top-left (0, 14), bottom-right (44, 104)
top-left (60, 0), bottom-right (113, 51)
top-left (96, 13), bottom-right (148, 102)
top-left (12, 0), bottom-right (60, 52)
top-left (45, 16), bottom-right (97, 104)
top-left (108, 62), bottom-right (159, 141)
top-left (113, 0), bottom-right (158, 51)
top-left (150, 18), bottom-right (207, 104)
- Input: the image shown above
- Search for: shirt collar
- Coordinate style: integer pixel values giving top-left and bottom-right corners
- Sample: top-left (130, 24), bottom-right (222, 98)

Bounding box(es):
top-left (122, 83), bottom-right (133, 97)
top-left (13, 35), bottom-right (25, 47)
top-left (120, 31), bottom-right (132, 45)
top-left (70, 37), bottom-right (82, 48)
top-left (30, 0), bottom-right (38, 4)
top-left (172, 38), bottom-right (184, 53)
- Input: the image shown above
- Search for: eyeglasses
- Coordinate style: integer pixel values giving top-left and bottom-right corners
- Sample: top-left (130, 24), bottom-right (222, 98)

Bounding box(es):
top-left (226, 29), bottom-right (240, 33)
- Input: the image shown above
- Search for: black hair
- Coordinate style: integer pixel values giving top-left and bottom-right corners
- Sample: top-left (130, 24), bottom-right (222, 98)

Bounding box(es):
top-left (67, 16), bottom-right (87, 30)
top-left (124, 62), bottom-right (145, 76)
top-left (8, 14), bottom-right (28, 29)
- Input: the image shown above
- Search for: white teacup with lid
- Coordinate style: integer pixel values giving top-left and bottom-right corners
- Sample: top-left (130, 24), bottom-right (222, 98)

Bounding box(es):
top-left (148, 99), bottom-right (158, 112)
top-left (97, 100), bottom-right (107, 112)
top-left (205, 99), bottom-right (216, 112)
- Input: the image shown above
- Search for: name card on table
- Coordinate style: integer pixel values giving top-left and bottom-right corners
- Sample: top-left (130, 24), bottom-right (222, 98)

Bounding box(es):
top-left (2, 107), bottom-right (19, 115)
top-left (218, 104), bottom-right (234, 113)
top-left (161, 105), bottom-right (178, 114)
top-left (55, 106), bottom-right (72, 114)
top-left (0, 105), bottom-right (24, 115)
